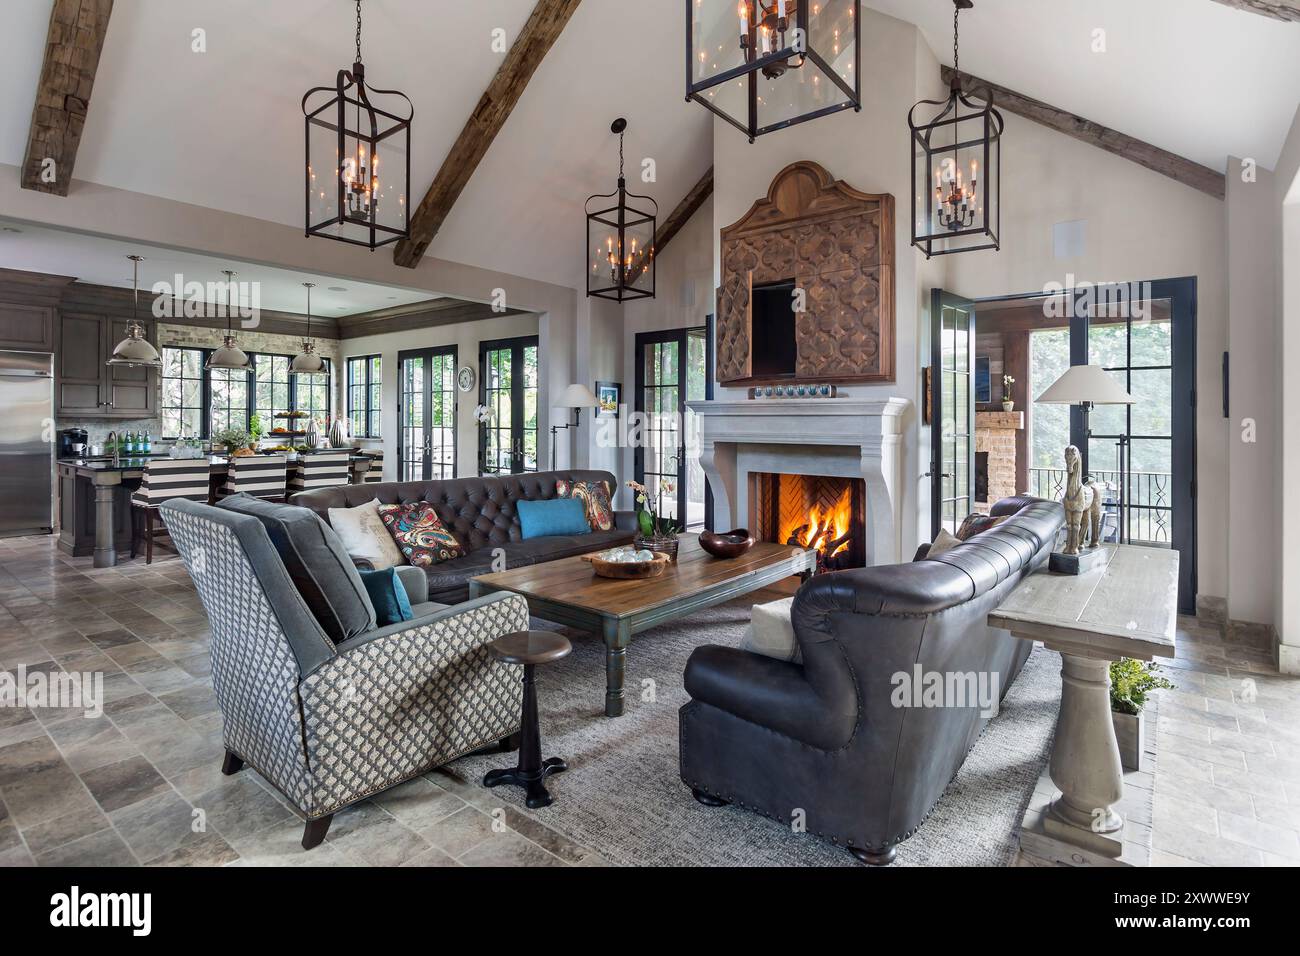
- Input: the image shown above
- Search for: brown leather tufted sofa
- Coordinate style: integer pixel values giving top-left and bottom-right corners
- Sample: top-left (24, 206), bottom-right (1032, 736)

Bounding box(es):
top-left (292, 470), bottom-right (637, 604)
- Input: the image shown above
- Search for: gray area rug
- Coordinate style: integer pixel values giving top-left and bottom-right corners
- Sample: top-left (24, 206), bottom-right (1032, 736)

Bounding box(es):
top-left (453, 600), bottom-right (1061, 866)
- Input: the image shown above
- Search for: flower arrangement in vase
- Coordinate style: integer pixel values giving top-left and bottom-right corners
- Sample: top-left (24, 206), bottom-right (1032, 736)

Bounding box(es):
top-left (1002, 374), bottom-right (1016, 412)
top-left (626, 478), bottom-right (679, 561)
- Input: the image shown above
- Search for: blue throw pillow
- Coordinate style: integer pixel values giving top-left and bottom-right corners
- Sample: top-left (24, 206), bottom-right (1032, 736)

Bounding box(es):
top-left (357, 568), bottom-right (414, 627)
top-left (517, 498), bottom-right (592, 540)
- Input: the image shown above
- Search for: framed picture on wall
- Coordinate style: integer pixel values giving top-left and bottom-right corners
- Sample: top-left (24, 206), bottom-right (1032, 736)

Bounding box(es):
top-left (595, 381), bottom-right (621, 419)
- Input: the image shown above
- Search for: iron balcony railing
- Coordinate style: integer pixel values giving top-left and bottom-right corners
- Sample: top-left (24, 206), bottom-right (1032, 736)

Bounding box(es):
top-left (1028, 466), bottom-right (1172, 545)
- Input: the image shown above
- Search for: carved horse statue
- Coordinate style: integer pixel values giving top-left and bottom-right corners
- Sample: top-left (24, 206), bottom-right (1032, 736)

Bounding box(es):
top-left (1061, 445), bottom-right (1102, 556)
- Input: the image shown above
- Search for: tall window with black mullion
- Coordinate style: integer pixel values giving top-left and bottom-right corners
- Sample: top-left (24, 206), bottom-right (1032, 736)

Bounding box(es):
top-left (161, 347), bottom-right (205, 439)
top-left (347, 355), bottom-right (382, 438)
top-left (160, 347), bottom-right (332, 439)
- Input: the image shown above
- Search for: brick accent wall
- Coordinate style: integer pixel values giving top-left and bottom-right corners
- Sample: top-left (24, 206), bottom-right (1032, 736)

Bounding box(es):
top-left (975, 411), bottom-right (1025, 511)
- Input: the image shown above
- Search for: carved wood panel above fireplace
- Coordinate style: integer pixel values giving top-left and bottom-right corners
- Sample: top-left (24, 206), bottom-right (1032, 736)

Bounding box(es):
top-left (717, 161), bottom-right (895, 387)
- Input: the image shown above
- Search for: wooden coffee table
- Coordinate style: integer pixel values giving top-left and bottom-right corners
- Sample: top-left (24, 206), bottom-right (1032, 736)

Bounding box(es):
top-left (469, 534), bottom-right (815, 717)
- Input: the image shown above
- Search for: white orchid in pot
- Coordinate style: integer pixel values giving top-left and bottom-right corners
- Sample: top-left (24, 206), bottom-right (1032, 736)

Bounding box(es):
top-left (474, 404), bottom-right (494, 425)
top-left (626, 478), bottom-right (678, 561)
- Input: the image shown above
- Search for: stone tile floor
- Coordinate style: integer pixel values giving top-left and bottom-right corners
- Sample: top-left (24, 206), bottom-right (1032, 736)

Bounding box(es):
top-left (0, 536), bottom-right (604, 867)
top-left (1, 533), bottom-right (1297, 867)
top-left (1141, 616), bottom-right (1300, 866)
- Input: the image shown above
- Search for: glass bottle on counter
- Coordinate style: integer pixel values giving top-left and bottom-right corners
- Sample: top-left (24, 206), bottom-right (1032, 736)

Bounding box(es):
top-left (144, 431), bottom-right (152, 454)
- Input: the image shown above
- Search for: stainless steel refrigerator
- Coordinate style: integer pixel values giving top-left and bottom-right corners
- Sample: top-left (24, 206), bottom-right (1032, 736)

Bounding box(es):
top-left (0, 351), bottom-right (54, 537)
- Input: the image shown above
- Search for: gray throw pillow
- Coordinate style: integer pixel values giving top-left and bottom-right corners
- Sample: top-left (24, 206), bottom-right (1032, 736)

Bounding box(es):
top-left (216, 494), bottom-right (376, 643)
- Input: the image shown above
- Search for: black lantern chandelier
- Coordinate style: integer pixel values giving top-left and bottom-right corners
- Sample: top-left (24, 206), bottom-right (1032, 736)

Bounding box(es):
top-left (586, 119), bottom-right (657, 302)
top-left (687, 1), bottom-right (860, 142)
top-left (909, 0), bottom-right (1003, 258)
top-left (302, 0), bottom-right (412, 250)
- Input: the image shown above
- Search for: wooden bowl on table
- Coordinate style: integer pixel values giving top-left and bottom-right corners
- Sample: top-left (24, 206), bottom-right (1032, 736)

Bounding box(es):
top-left (699, 529), bottom-right (756, 559)
top-left (581, 551), bottom-right (671, 580)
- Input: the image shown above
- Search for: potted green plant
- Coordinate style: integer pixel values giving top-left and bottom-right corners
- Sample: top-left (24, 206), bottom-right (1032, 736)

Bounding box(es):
top-left (1109, 658), bottom-right (1173, 771)
top-left (213, 427), bottom-right (253, 455)
top-left (249, 413), bottom-right (265, 449)
top-left (626, 478), bottom-right (678, 561)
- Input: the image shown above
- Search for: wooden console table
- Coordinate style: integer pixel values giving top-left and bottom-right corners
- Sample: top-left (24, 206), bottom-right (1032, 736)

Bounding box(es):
top-left (988, 544), bottom-right (1178, 865)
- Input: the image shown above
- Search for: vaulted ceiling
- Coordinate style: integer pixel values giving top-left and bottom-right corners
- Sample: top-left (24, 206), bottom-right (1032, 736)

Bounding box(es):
top-left (868, 0), bottom-right (1300, 174)
top-left (1, 0), bottom-right (1297, 294)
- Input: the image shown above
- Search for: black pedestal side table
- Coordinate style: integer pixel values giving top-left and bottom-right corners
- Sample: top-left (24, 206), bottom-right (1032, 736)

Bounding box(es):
top-left (483, 630), bottom-right (572, 809)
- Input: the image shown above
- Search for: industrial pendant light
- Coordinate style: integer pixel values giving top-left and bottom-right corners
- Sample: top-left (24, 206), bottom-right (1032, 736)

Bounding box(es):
top-left (291, 282), bottom-right (325, 376)
top-left (908, 0), bottom-right (1003, 258)
top-left (205, 270), bottom-right (252, 371)
top-left (106, 255), bottom-right (163, 369)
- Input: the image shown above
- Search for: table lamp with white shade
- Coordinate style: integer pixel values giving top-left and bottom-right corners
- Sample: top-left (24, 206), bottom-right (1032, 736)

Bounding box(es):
top-left (1035, 365), bottom-right (1134, 573)
top-left (551, 383), bottom-right (600, 468)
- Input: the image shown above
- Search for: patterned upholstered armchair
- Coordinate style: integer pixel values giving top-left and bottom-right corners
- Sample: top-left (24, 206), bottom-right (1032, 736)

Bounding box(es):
top-left (161, 499), bottom-right (526, 849)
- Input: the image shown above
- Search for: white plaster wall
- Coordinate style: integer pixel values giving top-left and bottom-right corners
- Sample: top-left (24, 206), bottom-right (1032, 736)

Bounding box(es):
top-left (1225, 158), bottom-right (1277, 627)
top-left (339, 313), bottom-right (540, 482)
top-left (578, 296), bottom-right (624, 482)
top-left (1277, 104), bottom-right (1300, 671)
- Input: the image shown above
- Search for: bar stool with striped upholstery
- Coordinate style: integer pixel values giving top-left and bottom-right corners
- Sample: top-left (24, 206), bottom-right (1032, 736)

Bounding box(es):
top-left (131, 458), bottom-right (213, 563)
top-left (288, 450), bottom-right (351, 496)
top-left (218, 454), bottom-right (289, 503)
top-left (362, 450), bottom-right (385, 484)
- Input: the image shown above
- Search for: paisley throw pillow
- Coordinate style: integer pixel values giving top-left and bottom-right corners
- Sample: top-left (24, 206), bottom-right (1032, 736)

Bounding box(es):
top-left (556, 479), bottom-right (614, 533)
top-left (377, 502), bottom-right (463, 567)
top-left (956, 512), bottom-right (1007, 541)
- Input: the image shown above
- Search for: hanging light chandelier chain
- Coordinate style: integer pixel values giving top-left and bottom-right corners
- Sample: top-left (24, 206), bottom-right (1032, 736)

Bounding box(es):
top-left (953, 2), bottom-right (960, 78)
top-left (355, 0), bottom-right (364, 63)
top-left (618, 130), bottom-right (625, 181)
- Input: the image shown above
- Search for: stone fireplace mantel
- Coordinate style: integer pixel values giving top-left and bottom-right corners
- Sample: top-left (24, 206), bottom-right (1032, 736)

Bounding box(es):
top-left (689, 397), bottom-right (909, 566)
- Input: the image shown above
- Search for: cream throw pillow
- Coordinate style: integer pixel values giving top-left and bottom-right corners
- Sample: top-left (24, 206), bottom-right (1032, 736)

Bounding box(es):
top-left (926, 528), bottom-right (964, 558)
top-left (739, 596), bottom-right (803, 664)
top-left (329, 499), bottom-right (405, 570)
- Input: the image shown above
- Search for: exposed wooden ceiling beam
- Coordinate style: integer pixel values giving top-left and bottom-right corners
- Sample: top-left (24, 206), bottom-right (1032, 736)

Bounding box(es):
top-left (655, 166), bottom-right (714, 258)
top-left (21, 0), bottom-right (114, 196)
top-left (941, 67), bottom-right (1226, 200)
top-left (1210, 0), bottom-right (1300, 22)
top-left (394, 0), bottom-right (583, 269)
top-left (626, 165), bottom-right (713, 279)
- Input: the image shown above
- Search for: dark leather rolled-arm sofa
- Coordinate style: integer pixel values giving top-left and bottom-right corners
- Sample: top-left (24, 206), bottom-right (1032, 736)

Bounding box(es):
top-left (292, 470), bottom-right (637, 604)
top-left (679, 495), bottom-right (1064, 865)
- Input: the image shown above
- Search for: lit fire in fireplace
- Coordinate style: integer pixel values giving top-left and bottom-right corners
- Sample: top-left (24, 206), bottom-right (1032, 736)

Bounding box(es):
top-left (783, 486), bottom-right (854, 571)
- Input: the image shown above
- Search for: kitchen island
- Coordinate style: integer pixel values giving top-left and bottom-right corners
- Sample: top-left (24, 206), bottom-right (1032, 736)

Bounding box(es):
top-left (57, 452), bottom-right (379, 567)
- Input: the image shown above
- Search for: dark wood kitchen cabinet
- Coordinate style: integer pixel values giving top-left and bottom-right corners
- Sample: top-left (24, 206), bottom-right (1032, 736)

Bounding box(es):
top-left (55, 311), bottom-right (158, 418)
top-left (0, 303), bottom-right (55, 351)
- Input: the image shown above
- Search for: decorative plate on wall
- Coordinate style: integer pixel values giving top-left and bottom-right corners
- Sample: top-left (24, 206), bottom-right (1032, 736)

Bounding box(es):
top-left (457, 366), bottom-right (476, 393)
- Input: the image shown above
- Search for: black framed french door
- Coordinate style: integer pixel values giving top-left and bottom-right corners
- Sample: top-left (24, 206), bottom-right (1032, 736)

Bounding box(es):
top-left (397, 346), bottom-right (457, 482)
top-left (1075, 278), bottom-right (1197, 612)
top-left (929, 289), bottom-right (977, 537)
top-left (479, 336), bottom-right (539, 476)
top-left (930, 278), bottom-right (1197, 613)
top-left (634, 326), bottom-right (708, 531)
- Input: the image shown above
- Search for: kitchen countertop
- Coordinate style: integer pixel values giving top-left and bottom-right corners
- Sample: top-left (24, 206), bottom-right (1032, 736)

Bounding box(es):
top-left (59, 451), bottom-right (377, 473)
